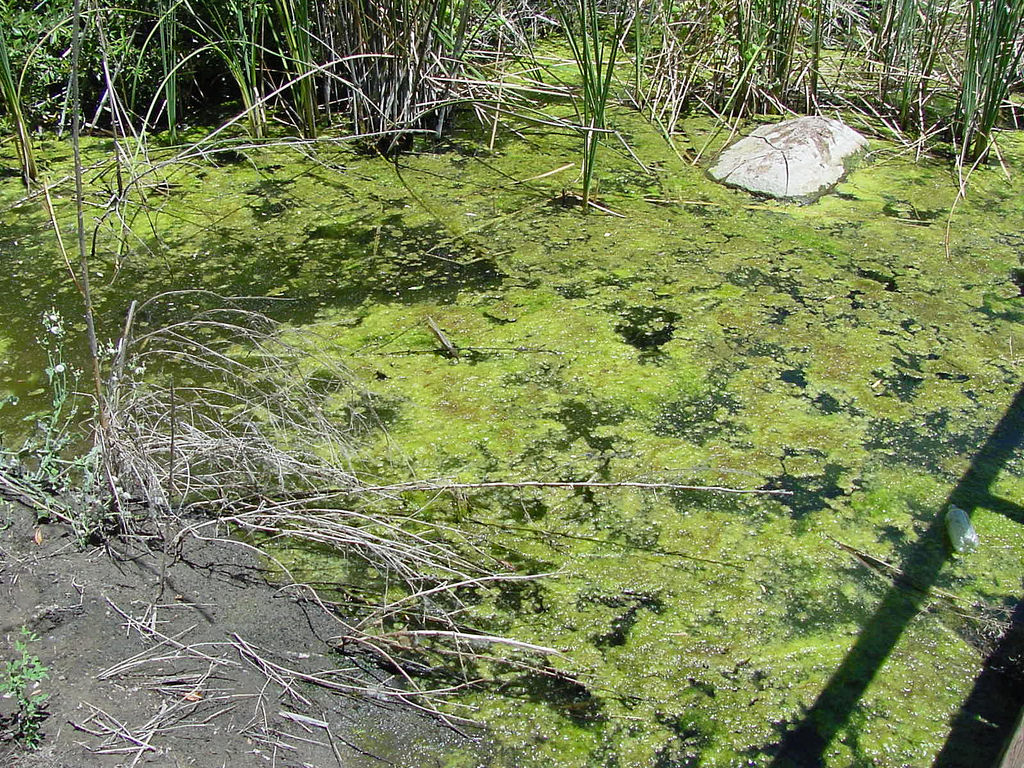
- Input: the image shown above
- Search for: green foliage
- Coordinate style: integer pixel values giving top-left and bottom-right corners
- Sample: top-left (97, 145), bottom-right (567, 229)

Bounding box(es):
top-left (197, 0), bottom-right (270, 137)
top-left (0, 0), bottom-right (165, 128)
top-left (955, 0), bottom-right (1024, 161)
top-left (1, 628), bottom-right (49, 748)
top-left (272, 0), bottom-right (316, 138)
top-left (158, 0), bottom-right (181, 140)
top-left (0, 0), bottom-right (76, 127)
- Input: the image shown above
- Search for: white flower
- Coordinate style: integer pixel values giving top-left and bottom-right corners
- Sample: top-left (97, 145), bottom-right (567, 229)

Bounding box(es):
top-left (53, 363), bottom-right (66, 374)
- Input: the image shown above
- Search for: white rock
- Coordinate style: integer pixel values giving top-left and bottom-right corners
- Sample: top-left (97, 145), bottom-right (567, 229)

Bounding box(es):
top-left (708, 116), bottom-right (868, 202)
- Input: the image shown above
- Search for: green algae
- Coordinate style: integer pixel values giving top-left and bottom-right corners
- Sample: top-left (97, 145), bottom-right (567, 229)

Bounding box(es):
top-left (1, 110), bottom-right (1023, 767)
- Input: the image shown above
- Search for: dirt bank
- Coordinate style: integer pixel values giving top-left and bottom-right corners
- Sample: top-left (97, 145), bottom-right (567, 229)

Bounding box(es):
top-left (0, 503), bottom-right (477, 767)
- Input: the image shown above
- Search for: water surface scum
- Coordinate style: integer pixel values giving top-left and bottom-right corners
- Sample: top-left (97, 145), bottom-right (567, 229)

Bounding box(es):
top-left (1, 113), bottom-right (1022, 766)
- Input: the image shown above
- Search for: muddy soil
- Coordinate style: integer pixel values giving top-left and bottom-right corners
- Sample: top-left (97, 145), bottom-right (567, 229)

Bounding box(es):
top-left (0, 503), bottom-right (475, 768)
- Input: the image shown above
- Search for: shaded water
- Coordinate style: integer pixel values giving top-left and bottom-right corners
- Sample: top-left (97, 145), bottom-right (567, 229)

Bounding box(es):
top-left (1, 110), bottom-right (1023, 767)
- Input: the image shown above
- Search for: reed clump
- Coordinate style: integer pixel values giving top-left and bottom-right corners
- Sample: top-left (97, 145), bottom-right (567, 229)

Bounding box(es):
top-left (1, 0), bottom-right (1020, 168)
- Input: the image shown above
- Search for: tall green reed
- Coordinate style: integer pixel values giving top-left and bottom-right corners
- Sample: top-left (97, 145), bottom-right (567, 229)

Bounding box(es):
top-left (873, 0), bottom-right (957, 129)
top-left (955, 0), bottom-right (1024, 162)
top-left (732, 0), bottom-right (805, 113)
top-left (0, 26), bottom-right (37, 186)
top-left (200, 0), bottom-right (269, 138)
top-left (158, 0), bottom-right (180, 140)
top-left (273, 0), bottom-right (317, 138)
top-left (876, 0), bottom-right (917, 116)
top-left (555, 0), bottom-right (630, 208)
top-left (629, 0), bottom-right (736, 135)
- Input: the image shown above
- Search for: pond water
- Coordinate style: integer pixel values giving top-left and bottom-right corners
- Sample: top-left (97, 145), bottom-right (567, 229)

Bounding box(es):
top-left (1, 105), bottom-right (1023, 767)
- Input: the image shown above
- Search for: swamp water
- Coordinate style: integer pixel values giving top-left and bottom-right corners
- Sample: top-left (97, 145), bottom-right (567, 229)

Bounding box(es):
top-left (1, 110), bottom-right (1023, 767)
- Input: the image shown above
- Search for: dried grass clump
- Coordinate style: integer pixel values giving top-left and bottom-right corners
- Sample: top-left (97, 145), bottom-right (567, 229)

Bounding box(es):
top-left (106, 292), bottom-right (361, 517)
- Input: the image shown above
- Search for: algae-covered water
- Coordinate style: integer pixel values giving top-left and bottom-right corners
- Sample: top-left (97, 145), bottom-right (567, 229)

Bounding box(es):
top-left (1, 106), bottom-right (1022, 767)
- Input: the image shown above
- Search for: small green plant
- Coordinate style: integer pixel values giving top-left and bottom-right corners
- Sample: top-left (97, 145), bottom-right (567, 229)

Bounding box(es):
top-left (555, 0), bottom-right (631, 209)
top-left (30, 309), bottom-right (80, 489)
top-left (0, 310), bottom-right (82, 501)
top-left (0, 310), bottom-right (108, 538)
top-left (1, 628), bottom-right (49, 748)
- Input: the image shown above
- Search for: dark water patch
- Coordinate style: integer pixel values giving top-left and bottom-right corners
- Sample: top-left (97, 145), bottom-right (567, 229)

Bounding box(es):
top-left (481, 310), bottom-right (517, 325)
top-left (726, 265), bottom-right (770, 289)
top-left (612, 305), bottom-right (680, 352)
top-left (881, 199), bottom-right (941, 225)
top-left (864, 409), bottom-right (988, 473)
top-left (505, 672), bottom-right (604, 726)
top-left (777, 562), bottom-right (878, 637)
top-left (682, 201), bottom-right (721, 218)
top-left (762, 459), bottom-right (849, 518)
top-left (309, 222), bottom-right (352, 240)
top-left (1011, 268), bottom-right (1024, 296)
top-left (668, 485), bottom-right (765, 517)
top-left (654, 389), bottom-right (743, 445)
top-left (745, 341), bottom-right (787, 359)
top-left (502, 359), bottom-right (564, 389)
top-left (870, 366), bottom-right (924, 402)
top-left (654, 710), bottom-right (714, 768)
top-left (347, 391), bottom-right (404, 435)
top-left (722, 263), bottom-right (813, 310)
top-left (607, 165), bottom-right (663, 196)
top-left (546, 399), bottom-right (631, 455)
top-left (508, 495), bottom-right (550, 523)
top-left (977, 297), bottom-right (1024, 323)
top-left (554, 281), bottom-right (595, 299)
top-left (812, 391), bottom-right (843, 414)
top-left (854, 267), bottom-right (898, 292)
top-left (578, 588), bottom-right (664, 648)
top-left (877, 523), bottom-right (908, 550)
top-left (594, 271), bottom-right (636, 289)
top-left (780, 368), bottom-right (808, 388)
top-left (892, 350), bottom-right (940, 372)
top-left (297, 217), bottom-right (507, 309)
top-left (810, 390), bottom-right (863, 417)
top-left (493, 578), bottom-right (547, 615)
top-left (214, 148), bottom-right (250, 165)
top-left (616, 516), bottom-right (664, 551)
top-left (245, 178), bottom-right (297, 220)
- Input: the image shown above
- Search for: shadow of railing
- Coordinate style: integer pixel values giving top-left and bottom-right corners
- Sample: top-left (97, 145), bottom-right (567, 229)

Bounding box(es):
top-left (769, 384), bottom-right (1024, 768)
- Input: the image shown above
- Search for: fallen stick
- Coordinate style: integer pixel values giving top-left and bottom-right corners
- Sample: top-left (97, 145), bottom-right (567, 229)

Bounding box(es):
top-left (425, 316), bottom-right (459, 360)
top-left (382, 630), bottom-right (564, 657)
top-left (279, 710), bottom-right (328, 729)
top-left (358, 479), bottom-right (792, 497)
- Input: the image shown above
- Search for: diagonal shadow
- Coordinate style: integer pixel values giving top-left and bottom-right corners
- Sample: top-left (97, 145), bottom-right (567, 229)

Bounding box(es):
top-left (769, 384), bottom-right (1024, 768)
